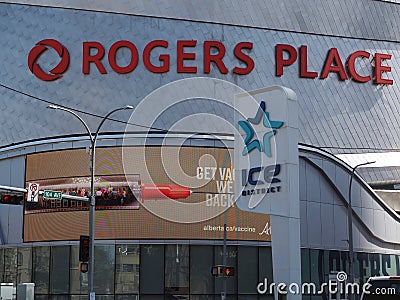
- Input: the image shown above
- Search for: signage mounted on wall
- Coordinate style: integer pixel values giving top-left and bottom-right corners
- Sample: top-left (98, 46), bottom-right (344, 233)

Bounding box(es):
top-left (27, 183), bottom-right (40, 202)
top-left (43, 190), bottom-right (62, 200)
top-left (275, 44), bottom-right (393, 85)
top-left (24, 146), bottom-right (272, 242)
top-left (27, 39), bottom-right (254, 81)
top-left (27, 39), bottom-right (393, 85)
top-left (28, 39), bottom-right (70, 81)
top-left (234, 86), bottom-right (298, 216)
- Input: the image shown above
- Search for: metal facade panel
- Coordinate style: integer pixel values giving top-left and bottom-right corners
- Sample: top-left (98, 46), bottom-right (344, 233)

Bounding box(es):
top-left (320, 203), bottom-right (335, 248)
top-left (305, 160), bottom-right (320, 203)
top-left (333, 203), bottom-right (349, 249)
top-left (9, 156), bottom-right (25, 188)
top-left (306, 201), bottom-right (321, 246)
top-left (298, 151), bottom-right (400, 252)
top-left (0, 206), bottom-right (10, 244)
top-left (0, 3), bottom-right (400, 160)
top-left (4, 0), bottom-right (400, 41)
top-left (300, 200), bottom-right (308, 245)
top-left (5, 205), bottom-right (23, 244)
top-left (0, 160), bottom-right (11, 185)
top-left (299, 158), bottom-right (307, 201)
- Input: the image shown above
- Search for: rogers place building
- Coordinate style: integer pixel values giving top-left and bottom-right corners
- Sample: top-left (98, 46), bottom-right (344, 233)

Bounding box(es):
top-left (1, 1), bottom-right (400, 299)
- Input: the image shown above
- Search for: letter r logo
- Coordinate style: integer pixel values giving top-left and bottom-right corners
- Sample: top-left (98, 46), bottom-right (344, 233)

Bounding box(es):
top-left (28, 39), bottom-right (69, 81)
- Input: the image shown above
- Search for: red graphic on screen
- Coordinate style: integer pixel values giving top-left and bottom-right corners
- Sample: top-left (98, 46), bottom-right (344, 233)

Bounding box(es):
top-left (141, 184), bottom-right (192, 201)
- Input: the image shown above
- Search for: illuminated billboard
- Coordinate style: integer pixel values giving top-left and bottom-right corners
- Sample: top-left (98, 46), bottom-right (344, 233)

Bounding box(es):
top-left (24, 146), bottom-right (271, 242)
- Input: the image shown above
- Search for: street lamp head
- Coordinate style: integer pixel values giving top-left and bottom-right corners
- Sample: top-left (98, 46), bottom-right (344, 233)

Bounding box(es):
top-left (47, 105), bottom-right (61, 110)
top-left (124, 105), bottom-right (134, 110)
top-left (355, 161), bottom-right (376, 169)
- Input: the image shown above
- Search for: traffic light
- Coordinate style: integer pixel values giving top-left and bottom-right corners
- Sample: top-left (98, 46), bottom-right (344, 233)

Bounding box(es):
top-left (79, 235), bottom-right (90, 262)
top-left (211, 265), bottom-right (222, 276)
top-left (0, 193), bottom-right (23, 204)
top-left (224, 266), bottom-right (234, 276)
top-left (79, 262), bottom-right (89, 273)
top-left (211, 265), bottom-right (235, 277)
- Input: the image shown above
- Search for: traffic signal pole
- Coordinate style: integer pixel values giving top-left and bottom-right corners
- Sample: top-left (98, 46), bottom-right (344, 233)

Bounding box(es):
top-left (222, 223), bottom-right (227, 300)
top-left (47, 105), bottom-right (133, 299)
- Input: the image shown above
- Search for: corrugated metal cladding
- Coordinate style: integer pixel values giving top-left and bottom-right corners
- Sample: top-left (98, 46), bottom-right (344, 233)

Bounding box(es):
top-left (1, 0), bottom-right (400, 182)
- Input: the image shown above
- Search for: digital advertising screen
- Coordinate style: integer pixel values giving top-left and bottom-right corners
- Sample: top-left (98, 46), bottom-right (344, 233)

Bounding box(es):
top-left (24, 146), bottom-right (271, 242)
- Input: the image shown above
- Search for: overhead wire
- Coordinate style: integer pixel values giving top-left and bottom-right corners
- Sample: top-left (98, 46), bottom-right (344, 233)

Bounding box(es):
top-left (0, 82), bottom-right (168, 132)
top-left (2, 82), bottom-right (400, 152)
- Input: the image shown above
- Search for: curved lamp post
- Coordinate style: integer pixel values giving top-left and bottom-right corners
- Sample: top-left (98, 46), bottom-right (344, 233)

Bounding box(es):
top-left (47, 104), bottom-right (133, 298)
top-left (347, 160), bottom-right (375, 300)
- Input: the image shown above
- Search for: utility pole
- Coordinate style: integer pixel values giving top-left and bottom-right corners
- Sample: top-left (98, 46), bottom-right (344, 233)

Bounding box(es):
top-left (347, 161), bottom-right (375, 300)
top-left (222, 223), bottom-right (227, 300)
top-left (48, 105), bottom-right (133, 299)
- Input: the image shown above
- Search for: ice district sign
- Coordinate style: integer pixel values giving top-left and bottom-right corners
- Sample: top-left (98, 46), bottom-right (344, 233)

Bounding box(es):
top-left (234, 86), bottom-right (299, 216)
top-left (234, 86), bottom-right (301, 300)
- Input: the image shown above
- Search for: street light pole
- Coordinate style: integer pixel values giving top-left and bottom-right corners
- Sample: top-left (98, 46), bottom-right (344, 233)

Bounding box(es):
top-left (47, 104), bottom-right (133, 299)
top-left (347, 160), bottom-right (375, 300)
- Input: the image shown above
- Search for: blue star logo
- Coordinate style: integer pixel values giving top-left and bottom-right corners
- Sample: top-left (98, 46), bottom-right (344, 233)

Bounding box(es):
top-left (238, 101), bottom-right (284, 157)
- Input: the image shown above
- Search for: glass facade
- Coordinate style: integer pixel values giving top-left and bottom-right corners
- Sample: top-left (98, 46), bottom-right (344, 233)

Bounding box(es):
top-left (0, 244), bottom-right (272, 299)
top-left (0, 245), bottom-right (399, 299)
top-left (301, 249), bottom-right (400, 300)
top-left (115, 245), bottom-right (139, 294)
top-left (33, 246), bottom-right (50, 294)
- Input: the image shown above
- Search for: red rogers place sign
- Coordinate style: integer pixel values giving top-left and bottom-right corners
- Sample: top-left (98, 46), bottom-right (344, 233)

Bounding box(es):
top-left (27, 39), bottom-right (394, 85)
top-left (28, 39), bottom-right (70, 81)
top-left (275, 44), bottom-right (393, 85)
top-left (28, 39), bottom-right (254, 80)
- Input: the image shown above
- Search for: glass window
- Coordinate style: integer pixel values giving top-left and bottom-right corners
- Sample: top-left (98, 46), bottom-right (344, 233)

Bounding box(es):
top-left (328, 250), bottom-right (341, 273)
top-left (369, 253), bottom-right (381, 277)
top-left (165, 245), bottom-right (189, 296)
top-left (238, 246), bottom-right (258, 294)
top-left (70, 245), bottom-right (88, 294)
top-left (341, 250), bottom-right (349, 276)
top-left (238, 296), bottom-right (257, 300)
top-left (94, 245), bottom-right (115, 294)
top-left (50, 296), bottom-right (71, 300)
top-left (0, 248), bottom-right (4, 282)
top-left (357, 252), bottom-right (371, 284)
top-left (214, 245), bottom-right (237, 295)
top-left (4, 248), bottom-right (17, 284)
top-left (309, 249), bottom-right (320, 288)
top-left (321, 250), bottom-right (330, 283)
top-left (33, 246), bottom-right (50, 294)
top-left (115, 295), bottom-right (139, 300)
top-left (190, 245), bottom-right (214, 295)
top-left (139, 296), bottom-right (164, 300)
top-left (382, 254), bottom-right (397, 276)
top-left (190, 296), bottom-right (214, 300)
top-left (70, 296), bottom-right (89, 300)
top-left (301, 249), bottom-right (311, 300)
top-left (258, 296), bottom-right (274, 300)
top-left (17, 247), bottom-right (32, 283)
top-left (301, 249), bottom-right (310, 283)
top-left (50, 246), bottom-right (70, 294)
top-left (83, 296), bottom-right (114, 300)
top-left (140, 244), bottom-right (164, 294)
top-left (115, 244), bottom-right (139, 294)
top-left (258, 247), bottom-right (273, 297)
top-left (35, 296), bottom-right (51, 300)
